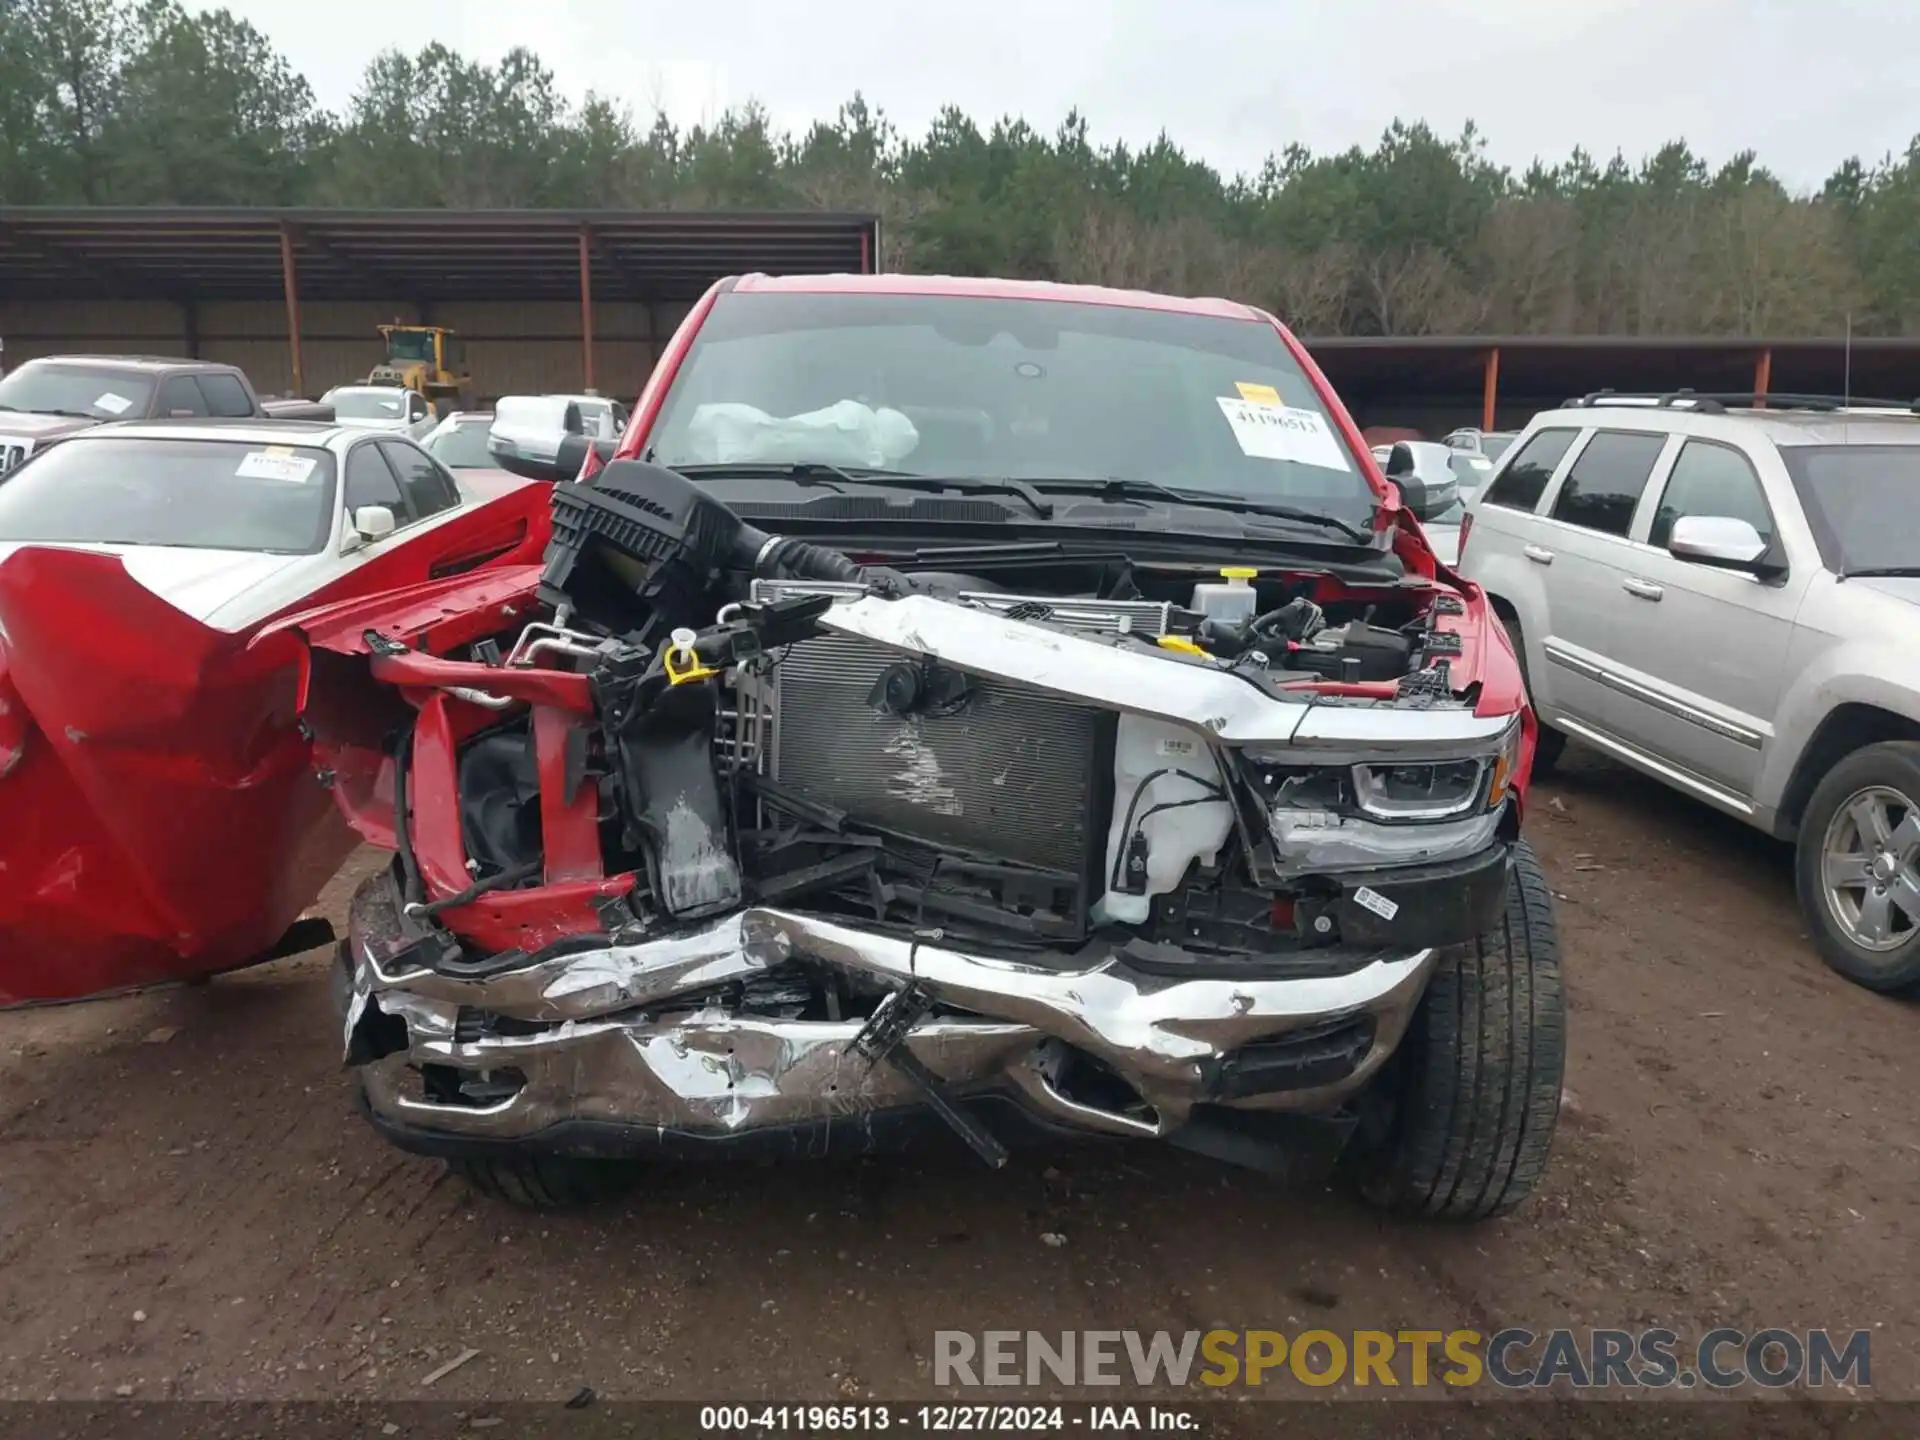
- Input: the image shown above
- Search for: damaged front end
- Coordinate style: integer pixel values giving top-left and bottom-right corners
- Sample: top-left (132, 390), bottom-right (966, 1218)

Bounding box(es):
top-left (307, 460), bottom-right (1528, 1178)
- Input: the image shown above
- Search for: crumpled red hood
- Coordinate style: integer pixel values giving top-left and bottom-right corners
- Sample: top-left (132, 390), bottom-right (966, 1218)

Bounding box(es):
top-left (0, 546), bottom-right (353, 1003)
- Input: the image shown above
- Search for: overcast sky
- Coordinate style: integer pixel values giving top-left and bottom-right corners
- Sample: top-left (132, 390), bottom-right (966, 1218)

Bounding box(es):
top-left (197, 0), bottom-right (1917, 189)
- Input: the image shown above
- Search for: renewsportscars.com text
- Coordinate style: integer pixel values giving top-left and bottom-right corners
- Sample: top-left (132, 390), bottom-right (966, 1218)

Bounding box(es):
top-left (933, 1328), bottom-right (1871, 1390)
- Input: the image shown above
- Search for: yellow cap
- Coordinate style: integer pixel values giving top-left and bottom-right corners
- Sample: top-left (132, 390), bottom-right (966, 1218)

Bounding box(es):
top-left (1219, 566), bottom-right (1258, 581)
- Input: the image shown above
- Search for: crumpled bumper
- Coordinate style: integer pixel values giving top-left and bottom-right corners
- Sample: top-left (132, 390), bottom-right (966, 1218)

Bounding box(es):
top-left (343, 868), bottom-right (1445, 1156)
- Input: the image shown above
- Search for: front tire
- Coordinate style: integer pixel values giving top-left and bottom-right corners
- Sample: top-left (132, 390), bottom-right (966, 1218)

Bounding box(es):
top-left (447, 1155), bottom-right (641, 1210)
top-left (1795, 741), bottom-right (1920, 992)
top-left (1349, 840), bottom-right (1566, 1220)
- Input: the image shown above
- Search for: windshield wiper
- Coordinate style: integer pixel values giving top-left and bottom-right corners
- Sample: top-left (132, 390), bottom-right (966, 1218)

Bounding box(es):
top-left (1839, 566), bottom-right (1920, 579)
top-left (1, 407), bottom-right (101, 420)
top-left (669, 462), bottom-right (1055, 519)
top-left (1026, 477), bottom-right (1376, 545)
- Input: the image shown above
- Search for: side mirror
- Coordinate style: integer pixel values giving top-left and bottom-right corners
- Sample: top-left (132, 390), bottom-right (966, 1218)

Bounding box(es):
top-left (490, 431), bottom-right (615, 483)
top-left (487, 395), bottom-right (623, 480)
top-left (1668, 515), bottom-right (1775, 574)
top-left (1383, 441), bottom-right (1460, 522)
top-left (345, 504), bottom-right (398, 551)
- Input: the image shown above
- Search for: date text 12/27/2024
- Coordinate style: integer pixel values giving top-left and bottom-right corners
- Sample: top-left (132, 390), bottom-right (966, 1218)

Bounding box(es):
top-left (699, 1405), bottom-right (1202, 1433)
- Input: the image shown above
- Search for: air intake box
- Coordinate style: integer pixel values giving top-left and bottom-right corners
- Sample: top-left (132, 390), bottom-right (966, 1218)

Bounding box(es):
top-left (540, 460), bottom-right (753, 638)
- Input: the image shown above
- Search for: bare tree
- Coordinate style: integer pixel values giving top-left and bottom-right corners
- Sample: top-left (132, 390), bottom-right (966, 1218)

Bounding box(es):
top-left (1266, 244), bottom-right (1356, 334)
top-left (1695, 189), bottom-right (1862, 334)
top-left (1474, 199), bottom-right (1578, 334)
top-left (1361, 247), bottom-right (1484, 335)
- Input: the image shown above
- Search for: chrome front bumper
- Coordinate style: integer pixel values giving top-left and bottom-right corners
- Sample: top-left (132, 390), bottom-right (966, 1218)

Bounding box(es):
top-left (343, 872), bottom-right (1438, 1149)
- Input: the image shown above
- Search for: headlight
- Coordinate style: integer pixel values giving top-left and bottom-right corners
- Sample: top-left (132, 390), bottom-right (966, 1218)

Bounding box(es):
top-left (1252, 720), bottom-right (1519, 874)
top-left (1351, 758), bottom-right (1487, 821)
top-left (1257, 718), bottom-right (1520, 826)
top-left (1351, 720), bottom-right (1521, 821)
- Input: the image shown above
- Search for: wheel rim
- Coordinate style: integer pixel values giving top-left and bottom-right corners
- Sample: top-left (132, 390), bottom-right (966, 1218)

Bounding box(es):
top-left (1821, 785), bottom-right (1920, 956)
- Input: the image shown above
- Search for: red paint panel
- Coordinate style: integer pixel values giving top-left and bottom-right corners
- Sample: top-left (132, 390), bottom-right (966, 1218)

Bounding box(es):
top-left (533, 705), bottom-right (603, 883)
top-left (369, 651), bottom-right (594, 714)
top-left (285, 481), bottom-right (550, 622)
top-left (0, 548), bottom-right (355, 1003)
top-left (443, 878), bottom-right (636, 953)
top-left (261, 566), bottom-right (545, 658)
top-left (613, 279), bottom-right (724, 463)
top-left (405, 695), bottom-right (472, 901)
top-left (0, 477), bottom-right (551, 1001)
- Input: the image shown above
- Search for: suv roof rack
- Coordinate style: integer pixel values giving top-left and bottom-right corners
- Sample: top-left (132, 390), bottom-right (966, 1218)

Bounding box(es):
top-left (1564, 388), bottom-right (1920, 415)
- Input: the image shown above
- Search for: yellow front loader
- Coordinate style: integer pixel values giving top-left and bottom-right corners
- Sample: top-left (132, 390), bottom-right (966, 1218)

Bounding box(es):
top-left (364, 325), bottom-right (471, 414)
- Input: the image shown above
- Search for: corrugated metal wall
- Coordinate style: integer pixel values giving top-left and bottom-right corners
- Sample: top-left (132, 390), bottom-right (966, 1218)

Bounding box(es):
top-left (0, 300), bottom-right (187, 360)
top-left (1, 296), bottom-right (688, 403)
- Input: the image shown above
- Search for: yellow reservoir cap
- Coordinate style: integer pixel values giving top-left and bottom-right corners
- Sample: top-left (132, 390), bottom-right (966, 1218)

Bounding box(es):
top-left (1157, 635), bottom-right (1208, 656)
top-left (1219, 566), bottom-right (1258, 581)
top-left (663, 626), bottom-right (718, 686)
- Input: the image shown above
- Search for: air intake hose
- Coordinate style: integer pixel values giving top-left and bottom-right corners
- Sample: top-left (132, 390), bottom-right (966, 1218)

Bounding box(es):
top-left (750, 535), bottom-right (865, 585)
top-left (542, 459), bottom-right (880, 630)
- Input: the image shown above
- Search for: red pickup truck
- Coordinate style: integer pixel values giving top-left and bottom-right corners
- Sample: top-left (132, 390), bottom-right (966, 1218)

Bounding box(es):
top-left (0, 354), bottom-right (328, 476)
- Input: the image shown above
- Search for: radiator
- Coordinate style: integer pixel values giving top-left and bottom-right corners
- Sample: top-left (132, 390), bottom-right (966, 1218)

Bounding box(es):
top-left (768, 631), bottom-right (1105, 876)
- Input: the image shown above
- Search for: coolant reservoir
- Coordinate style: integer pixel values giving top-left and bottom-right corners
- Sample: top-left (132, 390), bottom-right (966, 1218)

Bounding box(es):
top-left (1191, 566), bottom-right (1259, 625)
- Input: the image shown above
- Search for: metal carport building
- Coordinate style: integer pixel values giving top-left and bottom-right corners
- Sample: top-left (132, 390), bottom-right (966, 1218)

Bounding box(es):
top-left (0, 208), bottom-right (881, 402)
top-left (1312, 334), bottom-right (1920, 436)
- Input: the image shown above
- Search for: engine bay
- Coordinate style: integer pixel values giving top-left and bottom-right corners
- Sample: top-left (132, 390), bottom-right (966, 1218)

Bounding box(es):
top-left (356, 460), bottom-right (1515, 988)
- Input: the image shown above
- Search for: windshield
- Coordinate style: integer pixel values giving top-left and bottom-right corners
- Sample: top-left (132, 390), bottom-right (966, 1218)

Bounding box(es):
top-left (0, 364), bottom-right (153, 419)
top-left (331, 390), bottom-right (408, 421)
top-left (1784, 444), bottom-right (1920, 573)
top-left (0, 438), bottom-right (336, 554)
top-left (646, 291), bottom-right (1376, 527)
top-left (427, 420), bottom-right (498, 468)
top-left (385, 331), bottom-right (435, 363)
top-left (1480, 433), bottom-right (1515, 461)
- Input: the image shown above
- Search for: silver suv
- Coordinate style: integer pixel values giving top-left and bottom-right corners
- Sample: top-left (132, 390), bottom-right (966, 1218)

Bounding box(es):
top-left (1459, 391), bottom-right (1920, 991)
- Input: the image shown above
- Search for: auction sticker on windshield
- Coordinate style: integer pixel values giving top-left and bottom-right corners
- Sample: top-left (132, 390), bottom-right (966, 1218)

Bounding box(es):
top-left (94, 392), bottom-right (133, 415)
top-left (235, 449), bottom-right (317, 483)
top-left (1216, 396), bottom-right (1351, 471)
top-left (1235, 381), bottom-right (1284, 405)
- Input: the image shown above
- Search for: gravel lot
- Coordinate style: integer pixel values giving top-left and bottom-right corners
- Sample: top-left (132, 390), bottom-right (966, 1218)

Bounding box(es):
top-left (1, 748), bottom-right (1913, 1417)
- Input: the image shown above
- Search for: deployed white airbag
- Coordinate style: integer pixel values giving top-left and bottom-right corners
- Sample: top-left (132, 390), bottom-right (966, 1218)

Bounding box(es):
top-left (685, 401), bottom-right (919, 468)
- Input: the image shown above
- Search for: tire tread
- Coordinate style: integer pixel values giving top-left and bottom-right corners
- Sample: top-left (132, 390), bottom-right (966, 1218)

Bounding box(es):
top-left (1355, 839), bottom-right (1565, 1221)
top-left (447, 1155), bottom-right (638, 1210)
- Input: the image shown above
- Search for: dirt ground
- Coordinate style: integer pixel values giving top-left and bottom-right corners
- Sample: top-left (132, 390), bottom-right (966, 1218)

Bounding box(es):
top-left (1, 746), bottom-right (1914, 1414)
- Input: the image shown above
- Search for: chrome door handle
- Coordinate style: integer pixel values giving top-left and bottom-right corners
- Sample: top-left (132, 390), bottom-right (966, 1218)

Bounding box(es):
top-left (1621, 577), bottom-right (1664, 601)
top-left (1523, 544), bottom-right (1555, 565)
